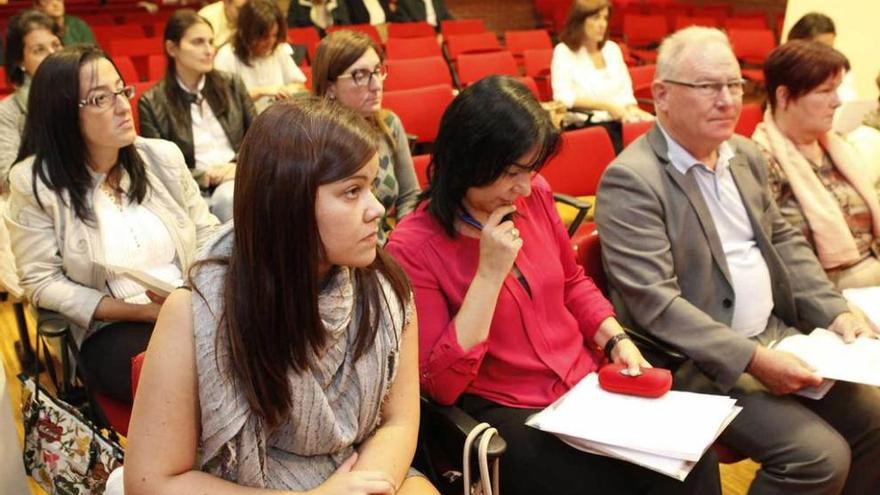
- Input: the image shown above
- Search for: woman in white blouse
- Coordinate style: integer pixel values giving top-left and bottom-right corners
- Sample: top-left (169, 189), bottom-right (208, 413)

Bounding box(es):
top-left (214, 0), bottom-right (307, 113)
top-left (551, 0), bottom-right (652, 146)
top-left (6, 45), bottom-right (219, 404)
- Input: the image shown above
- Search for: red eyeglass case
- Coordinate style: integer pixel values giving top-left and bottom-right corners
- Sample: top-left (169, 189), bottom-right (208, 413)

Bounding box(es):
top-left (598, 364), bottom-right (673, 398)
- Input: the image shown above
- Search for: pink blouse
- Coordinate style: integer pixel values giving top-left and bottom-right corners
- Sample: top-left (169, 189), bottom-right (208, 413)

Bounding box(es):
top-left (386, 176), bottom-right (615, 408)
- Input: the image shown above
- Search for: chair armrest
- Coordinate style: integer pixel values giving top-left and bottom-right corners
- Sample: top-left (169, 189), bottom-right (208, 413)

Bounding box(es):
top-left (37, 309), bottom-right (71, 338)
top-left (623, 327), bottom-right (688, 368)
top-left (420, 396), bottom-right (506, 460)
top-left (553, 193), bottom-right (591, 238)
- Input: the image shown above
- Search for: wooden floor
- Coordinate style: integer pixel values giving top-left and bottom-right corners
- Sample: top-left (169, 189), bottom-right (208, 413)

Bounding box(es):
top-left (0, 299), bottom-right (758, 494)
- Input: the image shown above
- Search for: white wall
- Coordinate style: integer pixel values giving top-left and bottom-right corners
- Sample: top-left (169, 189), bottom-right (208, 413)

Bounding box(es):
top-left (784, 0), bottom-right (880, 100)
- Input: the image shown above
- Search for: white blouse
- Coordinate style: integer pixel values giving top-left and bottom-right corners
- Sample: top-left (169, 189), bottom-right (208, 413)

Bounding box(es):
top-left (178, 76), bottom-right (236, 171)
top-left (214, 43), bottom-right (307, 113)
top-left (95, 184), bottom-right (182, 303)
top-left (551, 40), bottom-right (637, 122)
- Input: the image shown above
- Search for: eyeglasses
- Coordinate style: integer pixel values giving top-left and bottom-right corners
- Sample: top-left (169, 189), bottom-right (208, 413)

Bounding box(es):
top-left (336, 65), bottom-right (388, 87)
top-left (78, 86), bottom-right (136, 110)
top-left (662, 79), bottom-right (746, 98)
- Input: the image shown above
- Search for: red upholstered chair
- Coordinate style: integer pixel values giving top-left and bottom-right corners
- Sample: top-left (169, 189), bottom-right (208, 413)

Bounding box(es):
top-left (735, 103), bottom-right (763, 137)
top-left (541, 126), bottom-right (616, 228)
top-left (385, 57), bottom-right (452, 91)
top-left (523, 49), bottom-right (553, 101)
top-left (628, 64), bottom-right (656, 113)
top-left (622, 120), bottom-right (654, 148)
top-left (412, 154), bottom-right (431, 188)
top-left (387, 21), bottom-right (436, 39)
top-left (326, 24), bottom-right (382, 46)
top-left (93, 24), bottom-right (145, 51)
top-left (146, 54), bottom-right (166, 81)
top-left (673, 15), bottom-right (718, 30)
top-left (109, 37), bottom-right (164, 81)
top-left (728, 28), bottom-right (776, 82)
top-left (385, 36), bottom-right (444, 60)
top-left (724, 15), bottom-right (768, 30)
top-left (287, 26), bottom-right (321, 63)
top-left (445, 32), bottom-right (502, 62)
top-left (457, 51), bottom-right (518, 86)
top-left (113, 55), bottom-right (141, 84)
top-left (622, 14), bottom-right (667, 62)
top-left (504, 29), bottom-right (552, 65)
top-left (0, 68), bottom-right (12, 96)
top-left (514, 76), bottom-right (542, 101)
top-left (383, 84), bottom-right (454, 144)
top-left (440, 18), bottom-right (486, 38)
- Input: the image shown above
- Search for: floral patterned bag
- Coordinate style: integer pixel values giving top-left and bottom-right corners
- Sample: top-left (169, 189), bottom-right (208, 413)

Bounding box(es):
top-left (18, 336), bottom-right (124, 494)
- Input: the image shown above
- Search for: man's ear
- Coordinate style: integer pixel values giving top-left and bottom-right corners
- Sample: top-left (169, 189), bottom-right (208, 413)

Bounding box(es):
top-left (652, 80), bottom-right (669, 114)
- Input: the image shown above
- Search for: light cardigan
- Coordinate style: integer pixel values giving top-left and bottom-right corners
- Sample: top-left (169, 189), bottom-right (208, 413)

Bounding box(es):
top-left (551, 40), bottom-right (637, 121)
top-left (386, 176), bottom-right (615, 408)
top-left (5, 138), bottom-right (219, 344)
top-left (752, 110), bottom-right (880, 269)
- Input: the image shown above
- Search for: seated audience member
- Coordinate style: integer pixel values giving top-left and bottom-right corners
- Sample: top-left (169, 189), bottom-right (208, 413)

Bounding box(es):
top-left (215, 0), bottom-right (307, 113)
top-left (6, 46), bottom-right (219, 403)
top-left (313, 30), bottom-right (419, 244)
top-left (0, 10), bottom-right (61, 297)
top-left (33, 0), bottom-right (95, 46)
top-left (125, 98), bottom-right (439, 495)
top-left (386, 76), bottom-right (721, 495)
top-left (288, 0), bottom-right (350, 30)
top-left (752, 41), bottom-right (880, 290)
top-left (787, 12), bottom-right (858, 102)
top-left (1, 10), bottom-right (61, 180)
top-left (388, 0), bottom-right (452, 26)
top-left (139, 10), bottom-right (256, 223)
top-left (551, 0), bottom-right (652, 151)
top-left (596, 27), bottom-right (880, 495)
top-left (198, 0), bottom-right (247, 47)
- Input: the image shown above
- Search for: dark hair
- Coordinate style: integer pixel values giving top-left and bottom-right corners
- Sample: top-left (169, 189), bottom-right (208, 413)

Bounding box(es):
top-left (425, 76), bottom-right (561, 236)
top-left (4, 9), bottom-right (60, 86)
top-left (17, 45), bottom-right (148, 223)
top-left (764, 40), bottom-right (850, 111)
top-left (312, 30), bottom-right (395, 149)
top-left (560, 0), bottom-right (610, 52)
top-left (193, 98), bottom-right (411, 430)
top-left (232, 0), bottom-right (286, 66)
top-left (162, 9), bottom-right (229, 124)
top-left (788, 12), bottom-right (836, 41)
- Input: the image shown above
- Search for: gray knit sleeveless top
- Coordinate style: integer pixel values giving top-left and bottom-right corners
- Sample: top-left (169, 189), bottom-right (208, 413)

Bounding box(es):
top-left (192, 225), bottom-right (411, 490)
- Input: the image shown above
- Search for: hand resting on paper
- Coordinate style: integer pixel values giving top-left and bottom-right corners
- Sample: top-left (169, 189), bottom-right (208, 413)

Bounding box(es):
top-left (747, 346), bottom-right (823, 395)
top-left (830, 309), bottom-right (879, 342)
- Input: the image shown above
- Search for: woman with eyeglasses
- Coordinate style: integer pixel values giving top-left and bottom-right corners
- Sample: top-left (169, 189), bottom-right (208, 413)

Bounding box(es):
top-left (551, 0), bottom-right (653, 151)
top-left (5, 45), bottom-right (219, 404)
top-left (752, 40), bottom-right (880, 290)
top-left (312, 30), bottom-right (419, 244)
top-left (139, 9), bottom-right (256, 223)
top-left (214, 0), bottom-right (307, 113)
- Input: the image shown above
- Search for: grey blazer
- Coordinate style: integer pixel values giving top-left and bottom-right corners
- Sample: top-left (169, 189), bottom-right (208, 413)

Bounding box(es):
top-left (595, 125), bottom-right (849, 393)
top-left (5, 137), bottom-right (220, 344)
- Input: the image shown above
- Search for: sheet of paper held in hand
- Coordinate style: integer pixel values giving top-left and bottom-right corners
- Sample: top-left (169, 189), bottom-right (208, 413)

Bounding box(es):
top-left (102, 263), bottom-right (178, 298)
top-left (774, 328), bottom-right (880, 388)
top-left (525, 374), bottom-right (740, 480)
top-left (842, 287), bottom-right (880, 327)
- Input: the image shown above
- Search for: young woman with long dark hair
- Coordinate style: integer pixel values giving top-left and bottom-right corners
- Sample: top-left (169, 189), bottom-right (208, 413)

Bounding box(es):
top-left (125, 98), bottom-right (438, 495)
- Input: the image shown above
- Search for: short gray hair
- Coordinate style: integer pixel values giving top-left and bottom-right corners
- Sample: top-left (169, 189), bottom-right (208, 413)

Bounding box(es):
top-left (656, 27), bottom-right (733, 80)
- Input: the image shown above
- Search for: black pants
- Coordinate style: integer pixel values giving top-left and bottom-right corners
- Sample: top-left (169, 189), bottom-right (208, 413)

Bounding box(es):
top-left (458, 394), bottom-right (722, 495)
top-left (79, 321), bottom-right (153, 404)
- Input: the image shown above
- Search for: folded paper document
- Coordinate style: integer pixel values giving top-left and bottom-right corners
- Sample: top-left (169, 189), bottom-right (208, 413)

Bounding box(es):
top-left (526, 374), bottom-right (740, 480)
top-left (775, 328), bottom-right (880, 387)
top-left (102, 263), bottom-right (179, 298)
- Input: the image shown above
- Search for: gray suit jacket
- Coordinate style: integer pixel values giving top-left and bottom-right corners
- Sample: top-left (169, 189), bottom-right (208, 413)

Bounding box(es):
top-left (595, 125), bottom-right (849, 393)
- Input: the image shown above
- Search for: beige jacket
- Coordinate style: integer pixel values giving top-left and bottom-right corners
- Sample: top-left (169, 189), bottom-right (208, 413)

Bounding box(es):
top-left (5, 137), bottom-right (220, 343)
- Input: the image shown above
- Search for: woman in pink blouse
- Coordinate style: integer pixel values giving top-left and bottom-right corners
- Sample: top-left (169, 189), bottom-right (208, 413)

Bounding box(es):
top-left (386, 76), bottom-right (721, 495)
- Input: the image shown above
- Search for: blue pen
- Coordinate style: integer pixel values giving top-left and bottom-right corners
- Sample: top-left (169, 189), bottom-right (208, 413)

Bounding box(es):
top-left (460, 211), bottom-right (515, 230)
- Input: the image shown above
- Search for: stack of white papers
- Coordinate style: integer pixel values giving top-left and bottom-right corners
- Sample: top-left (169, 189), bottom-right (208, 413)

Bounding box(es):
top-left (842, 287), bottom-right (880, 327)
top-left (525, 374), bottom-right (740, 480)
top-left (775, 328), bottom-right (880, 387)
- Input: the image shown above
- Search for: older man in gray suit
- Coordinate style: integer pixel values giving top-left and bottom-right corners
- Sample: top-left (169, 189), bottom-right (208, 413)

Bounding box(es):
top-left (596, 27), bottom-right (880, 495)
